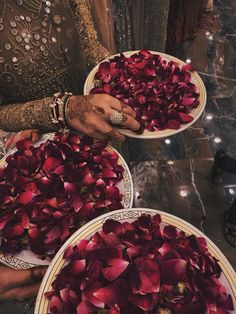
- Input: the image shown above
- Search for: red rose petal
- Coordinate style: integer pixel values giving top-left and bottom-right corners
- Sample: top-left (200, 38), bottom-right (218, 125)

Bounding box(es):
top-left (103, 219), bottom-right (123, 235)
top-left (161, 259), bottom-right (187, 284)
top-left (43, 157), bottom-right (62, 172)
top-left (178, 112), bottom-right (194, 123)
top-left (49, 295), bottom-right (64, 314)
top-left (16, 191), bottom-right (34, 205)
top-left (106, 186), bottom-right (121, 200)
top-left (3, 224), bottom-right (24, 239)
top-left (129, 294), bottom-right (154, 311)
top-left (102, 258), bottom-right (129, 281)
top-left (162, 225), bottom-right (178, 239)
top-left (69, 259), bottom-right (86, 275)
top-left (45, 226), bottom-right (61, 244)
top-left (134, 258), bottom-right (160, 293)
top-left (93, 279), bottom-right (129, 306)
top-left (102, 168), bottom-right (117, 179)
top-left (76, 301), bottom-right (94, 314)
top-left (71, 195), bottom-right (84, 213)
top-left (16, 139), bottom-right (32, 151)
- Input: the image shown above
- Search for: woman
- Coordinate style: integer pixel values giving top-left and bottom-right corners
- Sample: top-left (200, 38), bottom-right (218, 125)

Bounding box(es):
top-left (0, 0), bottom-right (212, 304)
top-left (0, 0), bottom-right (141, 305)
top-left (0, 0), bottom-right (140, 153)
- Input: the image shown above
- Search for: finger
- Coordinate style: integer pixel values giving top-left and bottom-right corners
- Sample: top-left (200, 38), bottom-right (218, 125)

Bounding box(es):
top-left (110, 97), bottom-right (136, 118)
top-left (99, 124), bottom-right (126, 142)
top-left (5, 267), bottom-right (47, 290)
top-left (30, 129), bottom-right (41, 143)
top-left (4, 129), bottom-right (40, 150)
top-left (109, 111), bottom-right (140, 132)
top-left (89, 131), bottom-right (109, 141)
top-left (94, 120), bottom-right (126, 142)
top-left (106, 128), bottom-right (126, 142)
top-left (2, 282), bottom-right (41, 302)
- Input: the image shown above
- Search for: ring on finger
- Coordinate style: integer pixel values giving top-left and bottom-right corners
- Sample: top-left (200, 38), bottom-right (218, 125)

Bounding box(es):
top-left (109, 111), bottom-right (127, 125)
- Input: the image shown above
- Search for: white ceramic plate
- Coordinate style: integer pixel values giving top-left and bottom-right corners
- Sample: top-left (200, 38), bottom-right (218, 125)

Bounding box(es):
top-left (84, 51), bottom-right (207, 139)
top-left (0, 134), bottom-right (133, 269)
top-left (35, 208), bottom-right (236, 314)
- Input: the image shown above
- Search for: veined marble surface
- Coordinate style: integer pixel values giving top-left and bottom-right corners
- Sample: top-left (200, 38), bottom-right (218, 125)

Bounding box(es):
top-left (126, 0), bottom-right (236, 271)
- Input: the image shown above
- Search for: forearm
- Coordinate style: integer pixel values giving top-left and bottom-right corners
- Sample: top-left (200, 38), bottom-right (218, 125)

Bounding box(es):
top-left (0, 97), bottom-right (57, 133)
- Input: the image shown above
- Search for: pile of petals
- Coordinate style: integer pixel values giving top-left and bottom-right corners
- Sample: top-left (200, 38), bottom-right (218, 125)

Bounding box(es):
top-left (90, 50), bottom-right (200, 131)
top-left (47, 214), bottom-right (234, 314)
top-left (0, 133), bottom-right (124, 258)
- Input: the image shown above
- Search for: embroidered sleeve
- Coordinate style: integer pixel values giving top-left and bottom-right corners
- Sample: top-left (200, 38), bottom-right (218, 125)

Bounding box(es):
top-left (0, 97), bottom-right (57, 132)
top-left (70, 0), bottom-right (111, 70)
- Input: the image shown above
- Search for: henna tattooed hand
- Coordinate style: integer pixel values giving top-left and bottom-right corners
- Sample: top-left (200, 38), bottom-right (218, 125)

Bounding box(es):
top-left (66, 94), bottom-right (140, 141)
top-left (0, 266), bottom-right (47, 301)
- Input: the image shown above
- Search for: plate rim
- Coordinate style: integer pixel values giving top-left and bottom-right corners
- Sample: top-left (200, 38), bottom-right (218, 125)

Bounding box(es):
top-left (83, 50), bottom-right (207, 139)
top-left (35, 208), bottom-right (236, 314)
top-left (0, 133), bottom-right (133, 269)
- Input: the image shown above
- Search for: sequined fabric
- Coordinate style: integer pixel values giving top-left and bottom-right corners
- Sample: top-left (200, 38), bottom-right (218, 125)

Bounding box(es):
top-left (0, 0), bottom-right (110, 104)
top-left (112, 0), bottom-right (170, 52)
top-left (70, 0), bottom-right (110, 71)
top-left (112, 0), bottom-right (133, 51)
top-left (0, 0), bottom-right (75, 103)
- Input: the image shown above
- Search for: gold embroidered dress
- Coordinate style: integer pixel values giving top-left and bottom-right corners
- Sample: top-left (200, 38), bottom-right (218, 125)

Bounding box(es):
top-left (0, 0), bottom-right (110, 141)
top-left (0, 0), bottom-right (110, 102)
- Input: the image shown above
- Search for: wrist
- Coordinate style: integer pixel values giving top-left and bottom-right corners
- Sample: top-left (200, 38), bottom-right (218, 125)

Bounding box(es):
top-left (50, 92), bottom-right (72, 133)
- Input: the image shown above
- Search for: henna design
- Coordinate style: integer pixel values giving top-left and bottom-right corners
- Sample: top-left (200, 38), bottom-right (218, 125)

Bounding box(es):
top-left (119, 100), bottom-right (128, 111)
top-left (122, 113), bottom-right (128, 123)
top-left (67, 95), bottom-right (95, 124)
top-left (0, 97), bottom-right (56, 132)
top-left (106, 129), bottom-right (120, 140)
top-left (94, 106), bottom-right (105, 114)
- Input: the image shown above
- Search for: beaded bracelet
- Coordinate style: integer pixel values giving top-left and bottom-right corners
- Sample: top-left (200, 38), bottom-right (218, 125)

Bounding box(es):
top-left (50, 92), bottom-right (72, 133)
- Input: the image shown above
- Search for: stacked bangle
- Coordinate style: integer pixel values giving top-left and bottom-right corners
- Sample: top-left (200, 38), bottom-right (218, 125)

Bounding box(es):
top-left (50, 92), bottom-right (72, 133)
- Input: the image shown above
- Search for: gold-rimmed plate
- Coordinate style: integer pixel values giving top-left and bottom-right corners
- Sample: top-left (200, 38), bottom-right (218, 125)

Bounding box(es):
top-left (0, 134), bottom-right (133, 269)
top-left (35, 208), bottom-right (236, 314)
top-left (84, 51), bottom-right (207, 139)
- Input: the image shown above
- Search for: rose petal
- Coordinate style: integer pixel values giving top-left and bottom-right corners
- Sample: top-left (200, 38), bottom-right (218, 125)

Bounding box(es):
top-left (161, 259), bottom-right (187, 284)
top-left (102, 258), bottom-right (129, 281)
top-left (48, 295), bottom-right (64, 314)
top-left (93, 279), bottom-right (129, 306)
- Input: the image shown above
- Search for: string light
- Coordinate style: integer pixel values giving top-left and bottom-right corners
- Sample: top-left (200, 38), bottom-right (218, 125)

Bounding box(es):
top-left (135, 191), bottom-right (141, 199)
top-left (186, 58), bottom-right (191, 64)
top-left (167, 160), bottom-right (174, 165)
top-left (165, 139), bottom-right (171, 145)
top-left (229, 188), bottom-right (234, 195)
top-left (206, 114), bottom-right (213, 120)
top-left (180, 190), bottom-right (188, 197)
top-left (214, 137), bottom-right (221, 144)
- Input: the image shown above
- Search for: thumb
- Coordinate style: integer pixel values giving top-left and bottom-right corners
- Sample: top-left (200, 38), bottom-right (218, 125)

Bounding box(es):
top-left (2, 282), bottom-right (41, 302)
top-left (4, 129), bottom-right (40, 151)
top-left (4, 266), bottom-right (47, 290)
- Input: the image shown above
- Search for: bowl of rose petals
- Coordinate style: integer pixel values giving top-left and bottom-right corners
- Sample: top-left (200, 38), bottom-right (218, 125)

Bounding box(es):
top-left (0, 133), bottom-right (133, 269)
top-left (84, 50), bottom-right (207, 139)
top-left (35, 208), bottom-right (235, 314)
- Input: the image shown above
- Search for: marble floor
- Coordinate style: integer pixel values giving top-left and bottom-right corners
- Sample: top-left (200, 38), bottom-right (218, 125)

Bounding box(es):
top-left (126, 0), bottom-right (236, 270)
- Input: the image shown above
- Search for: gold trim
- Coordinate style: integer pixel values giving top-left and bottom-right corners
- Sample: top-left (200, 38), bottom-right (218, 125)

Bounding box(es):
top-left (84, 51), bottom-right (207, 139)
top-left (35, 208), bottom-right (236, 314)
